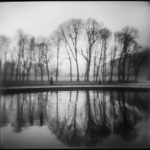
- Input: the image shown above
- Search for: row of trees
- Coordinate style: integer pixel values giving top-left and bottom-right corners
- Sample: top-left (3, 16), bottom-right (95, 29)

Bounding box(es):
top-left (0, 18), bottom-right (147, 83)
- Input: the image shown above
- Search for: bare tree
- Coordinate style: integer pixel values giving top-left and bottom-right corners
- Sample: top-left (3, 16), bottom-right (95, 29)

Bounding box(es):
top-left (21, 33), bottom-right (29, 82)
top-left (15, 30), bottom-right (29, 82)
top-left (37, 42), bottom-right (44, 82)
top-left (109, 45), bottom-right (117, 82)
top-left (26, 37), bottom-right (36, 81)
top-left (43, 42), bottom-right (51, 82)
top-left (131, 43), bottom-right (146, 82)
top-left (65, 43), bottom-right (73, 81)
top-left (93, 49), bottom-right (98, 81)
top-left (115, 26), bottom-right (138, 82)
top-left (32, 40), bottom-right (39, 82)
top-left (95, 42), bottom-right (103, 82)
top-left (36, 37), bottom-right (51, 82)
top-left (9, 52), bottom-right (16, 81)
top-left (59, 25), bottom-right (73, 81)
top-left (59, 19), bottom-right (84, 81)
top-left (0, 35), bottom-right (10, 82)
top-left (80, 19), bottom-right (101, 81)
top-left (126, 54), bottom-right (132, 82)
top-left (16, 33), bottom-right (22, 81)
top-left (99, 28), bottom-right (111, 82)
top-left (50, 30), bottom-right (62, 81)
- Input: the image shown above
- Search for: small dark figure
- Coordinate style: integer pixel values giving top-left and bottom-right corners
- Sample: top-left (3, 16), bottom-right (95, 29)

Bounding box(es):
top-left (50, 77), bottom-right (53, 85)
top-left (99, 78), bottom-right (101, 84)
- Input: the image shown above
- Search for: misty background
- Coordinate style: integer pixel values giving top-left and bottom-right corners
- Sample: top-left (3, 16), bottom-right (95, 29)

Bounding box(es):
top-left (0, 1), bottom-right (150, 81)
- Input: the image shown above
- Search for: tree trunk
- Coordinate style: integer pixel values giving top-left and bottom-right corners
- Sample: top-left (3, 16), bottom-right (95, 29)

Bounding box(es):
top-left (118, 57), bottom-right (122, 82)
top-left (0, 60), bottom-right (2, 82)
top-left (93, 55), bottom-right (97, 81)
top-left (110, 64), bottom-right (114, 83)
top-left (22, 65), bottom-right (25, 82)
top-left (96, 45), bottom-right (103, 82)
top-left (122, 57), bottom-right (126, 82)
top-left (16, 66), bottom-right (19, 81)
top-left (86, 46), bottom-right (92, 82)
top-left (27, 69), bottom-right (30, 82)
top-left (16, 57), bottom-right (20, 82)
top-left (121, 43), bottom-right (128, 82)
top-left (102, 41), bottom-right (107, 82)
top-left (56, 48), bottom-right (59, 82)
top-left (46, 63), bottom-right (50, 81)
top-left (19, 67), bottom-right (21, 81)
top-left (65, 45), bottom-right (72, 81)
top-left (3, 63), bottom-right (7, 82)
top-left (86, 60), bottom-right (91, 82)
top-left (126, 60), bottom-right (131, 82)
top-left (40, 65), bottom-right (43, 82)
top-left (75, 46), bottom-right (80, 81)
top-left (35, 64), bottom-right (37, 82)
top-left (10, 63), bottom-right (15, 81)
top-left (84, 63), bottom-right (88, 81)
top-left (76, 60), bottom-right (80, 81)
top-left (69, 57), bottom-right (72, 82)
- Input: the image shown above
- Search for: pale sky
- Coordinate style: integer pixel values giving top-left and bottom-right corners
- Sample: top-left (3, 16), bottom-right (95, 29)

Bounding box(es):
top-left (0, 1), bottom-right (150, 47)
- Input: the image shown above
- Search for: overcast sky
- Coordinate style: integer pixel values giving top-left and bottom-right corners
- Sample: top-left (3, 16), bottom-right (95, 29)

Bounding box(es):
top-left (0, 1), bottom-right (150, 47)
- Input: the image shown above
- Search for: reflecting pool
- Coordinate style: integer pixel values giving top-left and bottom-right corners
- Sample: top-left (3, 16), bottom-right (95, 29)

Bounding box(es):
top-left (1, 90), bottom-right (150, 148)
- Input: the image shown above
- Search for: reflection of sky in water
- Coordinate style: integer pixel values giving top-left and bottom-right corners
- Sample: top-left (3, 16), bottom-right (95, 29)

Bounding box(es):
top-left (1, 125), bottom-right (65, 148)
top-left (0, 90), bottom-right (150, 148)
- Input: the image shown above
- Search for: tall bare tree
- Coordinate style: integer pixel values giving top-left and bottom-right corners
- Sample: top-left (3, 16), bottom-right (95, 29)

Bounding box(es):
top-left (109, 45), bottom-right (117, 82)
top-left (93, 49), bottom-right (98, 81)
top-left (43, 42), bottom-right (51, 82)
top-left (95, 42), bottom-right (103, 82)
top-left (32, 40), bottom-right (39, 82)
top-left (115, 26), bottom-right (138, 82)
top-left (59, 19), bottom-right (84, 81)
top-left (37, 37), bottom-right (51, 82)
top-left (59, 25), bottom-right (73, 81)
top-left (26, 37), bottom-right (36, 81)
top-left (50, 30), bottom-right (62, 81)
top-left (15, 30), bottom-right (29, 82)
top-left (37, 42), bottom-right (44, 82)
top-left (131, 43), bottom-right (146, 82)
top-left (9, 52), bottom-right (16, 81)
top-left (99, 28), bottom-right (111, 82)
top-left (0, 35), bottom-right (10, 82)
top-left (80, 19), bottom-right (101, 81)
top-left (65, 43), bottom-right (73, 81)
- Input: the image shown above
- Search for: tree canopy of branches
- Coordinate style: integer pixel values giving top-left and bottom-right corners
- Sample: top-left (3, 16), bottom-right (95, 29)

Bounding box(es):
top-left (50, 29), bottom-right (62, 81)
top-left (59, 19), bottom-right (84, 81)
top-left (81, 19), bottom-right (102, 81)
top-left (115, 26), bottom-right (138, 82)
top-left (1, 18), bottom-right (148, 83)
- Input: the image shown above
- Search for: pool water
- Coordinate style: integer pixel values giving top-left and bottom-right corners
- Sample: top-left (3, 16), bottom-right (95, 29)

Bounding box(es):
top-left (0, 90), bottom-right (150, 148)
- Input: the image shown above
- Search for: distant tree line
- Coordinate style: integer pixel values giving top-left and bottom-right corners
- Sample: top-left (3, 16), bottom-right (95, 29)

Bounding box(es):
top-left (0, 18), bottom-right (149, 83)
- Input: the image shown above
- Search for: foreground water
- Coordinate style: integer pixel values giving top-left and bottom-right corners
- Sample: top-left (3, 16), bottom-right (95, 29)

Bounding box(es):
top-left (0, 90), bottom-right (150, 148)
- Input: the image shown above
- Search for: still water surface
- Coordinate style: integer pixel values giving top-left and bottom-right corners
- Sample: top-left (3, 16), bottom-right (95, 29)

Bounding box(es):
top-left (0, 90), bottom-right (150, 148)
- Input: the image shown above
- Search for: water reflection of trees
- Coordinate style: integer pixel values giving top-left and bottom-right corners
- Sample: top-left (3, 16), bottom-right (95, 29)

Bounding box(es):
top-left (83, 91), bottom-right (112, 146)
top-left (47, 90), bottom-right (150, 147)
top-left (113, 91), bottom-right (140, 141)
top-left (0, 95), bottom-right (9, 127)
top-left (0, 92), bottom-right (49, 132)
top-left (1, 90), bottom-right (150, 147)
